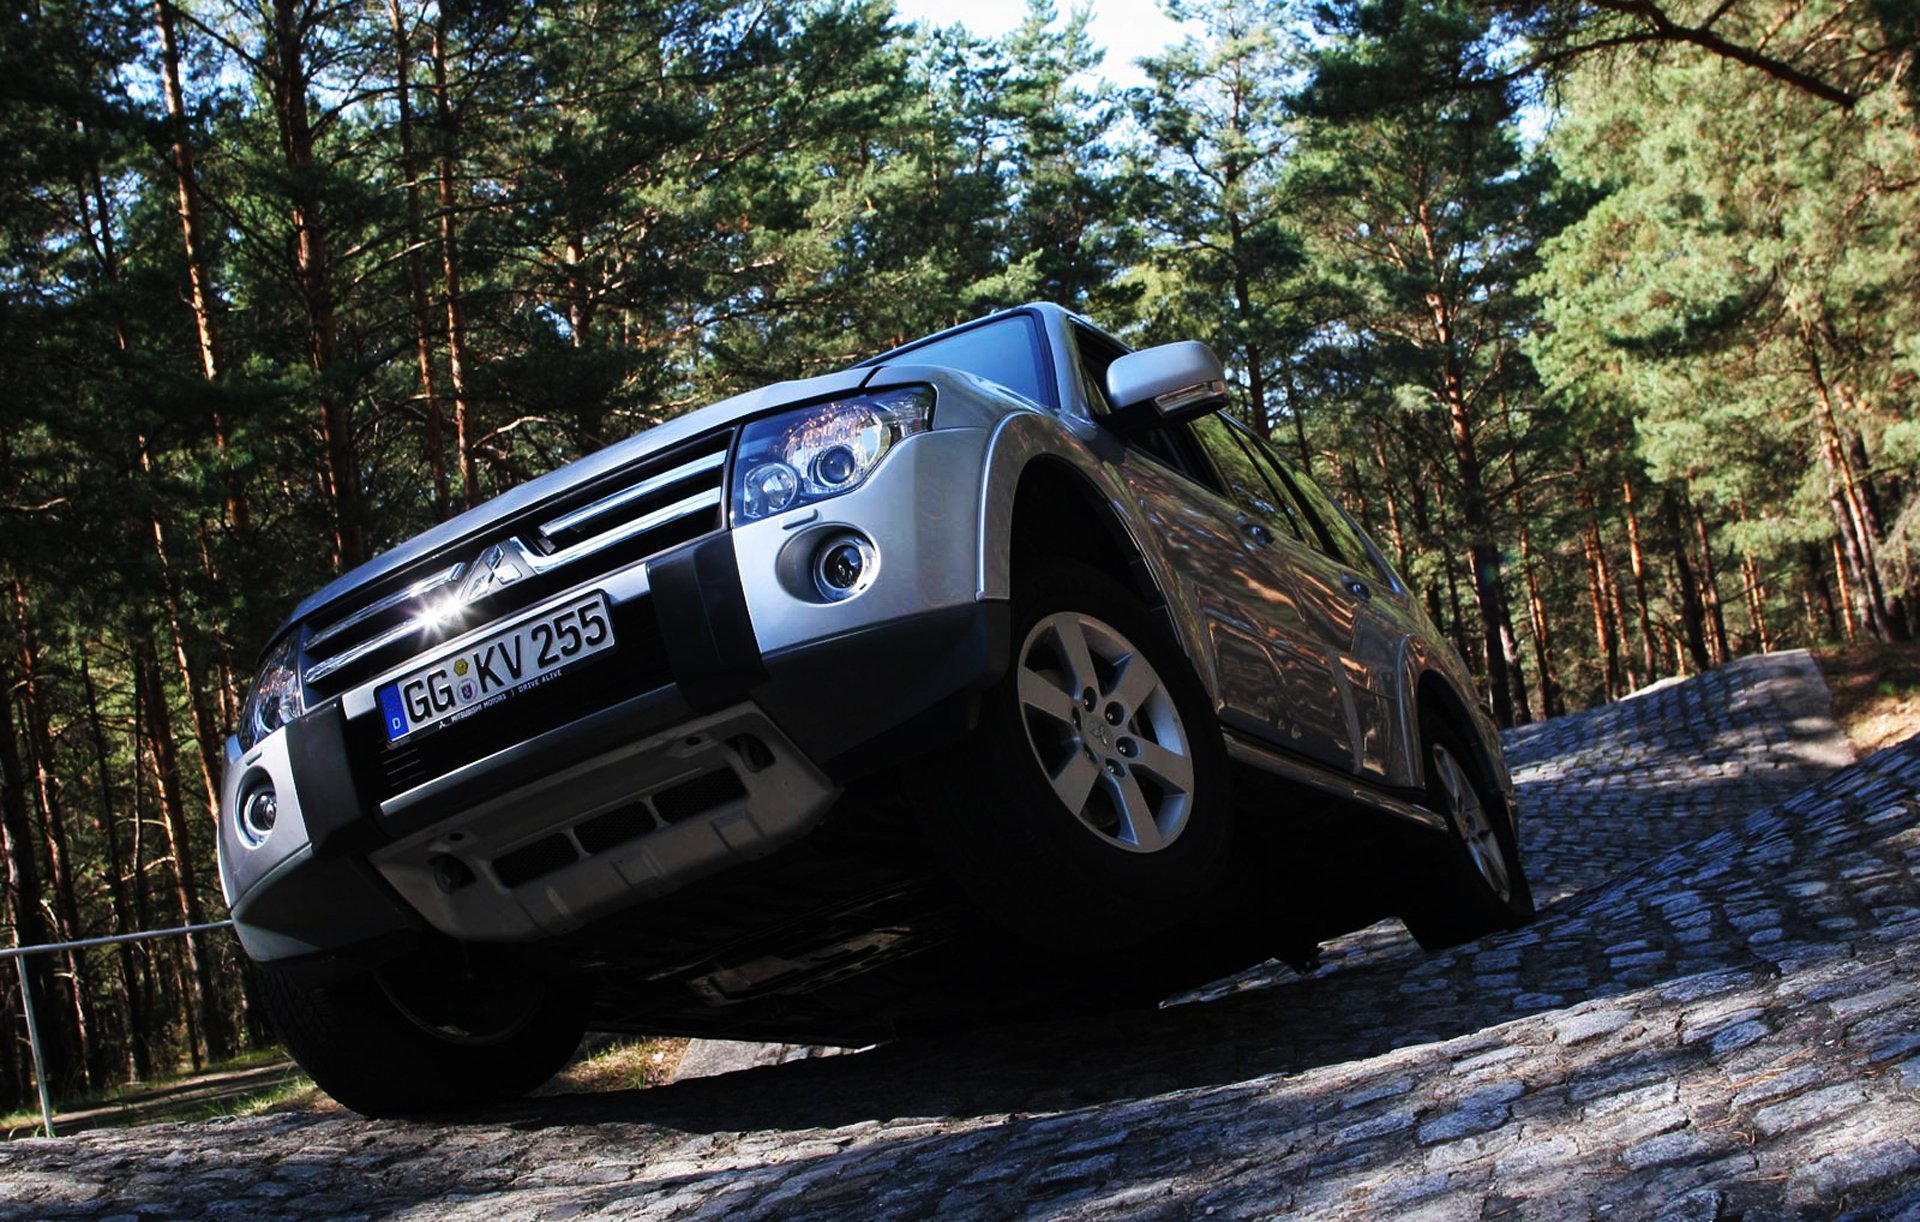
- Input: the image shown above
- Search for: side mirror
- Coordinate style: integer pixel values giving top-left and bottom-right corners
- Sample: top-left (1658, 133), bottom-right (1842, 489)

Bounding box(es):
top-left (1105, 341), bottom-right (1230, 434)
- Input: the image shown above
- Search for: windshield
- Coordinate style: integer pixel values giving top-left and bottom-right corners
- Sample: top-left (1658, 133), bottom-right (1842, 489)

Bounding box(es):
top-left (867, 314), bottom-right (1054, 408)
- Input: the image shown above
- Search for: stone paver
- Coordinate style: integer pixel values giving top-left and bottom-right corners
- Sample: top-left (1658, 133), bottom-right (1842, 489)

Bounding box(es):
top-left (4, 650), bottom-right (1918, 1221)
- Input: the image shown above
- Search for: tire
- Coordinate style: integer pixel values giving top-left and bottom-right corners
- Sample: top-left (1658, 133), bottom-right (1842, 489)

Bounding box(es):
top-left (925, 560), bottom-right (1233, 955)
top-left (1400, 709), bottom-right (1535, 951)
top-left (254, 957), bottom-right (585, 1118)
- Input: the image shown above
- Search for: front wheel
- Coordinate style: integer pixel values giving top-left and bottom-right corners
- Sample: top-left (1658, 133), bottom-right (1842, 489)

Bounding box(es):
top-left (925, 561), bottom-right (1233, 955)
top-left (1400, 710), bottom-right (1535, 951)
top-left (254, 954), bottom-right (584, 1117)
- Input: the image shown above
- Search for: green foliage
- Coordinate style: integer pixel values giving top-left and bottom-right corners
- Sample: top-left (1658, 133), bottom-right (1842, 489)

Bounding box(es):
top-left (1127, 0), bottom-right (1318, 436)
top-left (1531, 8), bottom-right (1920, 582)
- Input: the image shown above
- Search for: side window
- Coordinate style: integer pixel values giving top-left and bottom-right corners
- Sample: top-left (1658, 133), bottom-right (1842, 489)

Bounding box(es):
top-left (1190, 417), bottom-right (1306, 543)
top-left (1075, 325), bottom-right (1215, 482)
top-left (1250, 435), bottom-right (1400, 587)
top-left (1228, 427), bottom-right (1343, 558)
top-left (1070, 326), bottom-right (1121, 417)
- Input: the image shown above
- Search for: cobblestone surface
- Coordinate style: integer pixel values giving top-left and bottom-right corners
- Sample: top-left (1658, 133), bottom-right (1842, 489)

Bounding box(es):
top-left (1507, 650), bottom-right (1856, 903)
top-left (5, 650), bottom-right (1918, 1221)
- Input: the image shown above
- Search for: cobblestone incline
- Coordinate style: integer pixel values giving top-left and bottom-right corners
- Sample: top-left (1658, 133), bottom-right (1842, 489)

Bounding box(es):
top-left (1506, 650), bottom-right (1856, 903)
top-left (5, 653), bottom-right (1918, 1221)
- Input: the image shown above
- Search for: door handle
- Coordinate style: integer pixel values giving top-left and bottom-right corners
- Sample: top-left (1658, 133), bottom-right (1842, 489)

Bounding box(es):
top-left (1343, 575), bottom-right (1372, 600)
top-left (1236, 517), bottom-right (1274, 547)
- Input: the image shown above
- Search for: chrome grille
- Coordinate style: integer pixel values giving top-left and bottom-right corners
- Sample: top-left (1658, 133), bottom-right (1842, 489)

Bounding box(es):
top-left (301, 430), bottom-right (730, 699)
top-left (539, 450), bottom-right (725, 547)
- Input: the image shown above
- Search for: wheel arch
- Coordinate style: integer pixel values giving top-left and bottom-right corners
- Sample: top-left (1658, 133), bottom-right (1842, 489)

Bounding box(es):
top-left (1414, 668), bottom-right (1516, 817)
top-left (1007, 457), bottom-right (1164, 609)
top-left (971, 411), bottom-right (1218, 723)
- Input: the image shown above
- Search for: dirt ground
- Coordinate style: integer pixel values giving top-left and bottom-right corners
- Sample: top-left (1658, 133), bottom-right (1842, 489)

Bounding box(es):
top-left (1815, 640), bottom-right (1920, 757)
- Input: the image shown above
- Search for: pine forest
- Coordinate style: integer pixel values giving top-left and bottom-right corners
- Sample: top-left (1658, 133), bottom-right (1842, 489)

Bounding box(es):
top-left (0, 0), bottom-right (1914, 1110)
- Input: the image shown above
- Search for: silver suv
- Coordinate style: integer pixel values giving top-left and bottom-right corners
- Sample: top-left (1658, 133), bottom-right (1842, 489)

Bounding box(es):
top-left (220, 303), bottom-right (1532, 1115)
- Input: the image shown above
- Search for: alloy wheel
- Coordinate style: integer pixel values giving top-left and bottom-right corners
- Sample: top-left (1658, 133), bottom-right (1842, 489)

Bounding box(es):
top-left (1430, 743), bottom-right (1513, 903)
top-left (1015, 611), bottom-right (1195, 853)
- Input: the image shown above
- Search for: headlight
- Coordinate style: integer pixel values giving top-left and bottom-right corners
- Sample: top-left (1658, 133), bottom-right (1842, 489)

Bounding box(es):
top-left (730, 386), bottom-right (933, 525)
top-left (237, 636), bottom-right (304, 750)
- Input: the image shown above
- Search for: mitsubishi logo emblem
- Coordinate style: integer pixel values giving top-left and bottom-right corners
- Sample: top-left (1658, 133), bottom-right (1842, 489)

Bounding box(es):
top-left (457, 540), bottom-right (534, 605)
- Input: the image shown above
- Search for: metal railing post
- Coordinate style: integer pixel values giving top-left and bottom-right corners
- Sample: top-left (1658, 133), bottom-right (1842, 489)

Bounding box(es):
top-left (2, 920), bottom-right (234, 1139)
top-left (13, 956), bottom-right (55, 1138)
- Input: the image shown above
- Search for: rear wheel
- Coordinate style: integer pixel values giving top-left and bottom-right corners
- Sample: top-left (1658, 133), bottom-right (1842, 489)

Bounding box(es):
top-left (926, 561), bottom-right (1232, 955)
top-left (1400, 710), bottom-right (1535, 951)
top-left (254, 954), bottom-right (584, 1117)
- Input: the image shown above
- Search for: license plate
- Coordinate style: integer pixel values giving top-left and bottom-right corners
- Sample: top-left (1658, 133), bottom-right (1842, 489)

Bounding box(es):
top-left (377, 592), bottom-right (615, 742)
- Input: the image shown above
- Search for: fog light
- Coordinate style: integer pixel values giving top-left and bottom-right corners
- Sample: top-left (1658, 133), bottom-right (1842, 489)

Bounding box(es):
top-left (813, 533), bottom-right (876, 601)
top-left (239, 785), bottom-right (278, 846)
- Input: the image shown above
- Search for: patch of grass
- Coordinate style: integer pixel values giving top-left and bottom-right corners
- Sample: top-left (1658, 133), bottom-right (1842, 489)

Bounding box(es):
top-left (3, 1034), bottom-right (695, 1135)
top-left (1, 1049), bottom-right (310, 1138)
top-left (538, 1035), bottom-right (690, 1097)
top-left (213, 1075), bottom-right (329, 1121)
top-left (1815, 641), bottom-right (1920, 758)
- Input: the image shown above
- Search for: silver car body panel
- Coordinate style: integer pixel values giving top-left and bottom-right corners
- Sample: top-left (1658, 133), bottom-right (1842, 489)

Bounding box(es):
top-left (963, 305), bottom-right (1482, 796)
top-left (732, 380), bottom-right (993, 658)
top-left (219, 729), bottom-right (313, 910)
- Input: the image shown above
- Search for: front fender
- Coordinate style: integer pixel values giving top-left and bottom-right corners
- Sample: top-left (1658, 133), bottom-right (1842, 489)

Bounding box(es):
top-left (973, 412), bottom-right (1215, 688)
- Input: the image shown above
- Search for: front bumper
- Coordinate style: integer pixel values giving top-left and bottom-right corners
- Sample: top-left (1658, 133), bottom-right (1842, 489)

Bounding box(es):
top-left (219, 430), bottom-right (1009, 968)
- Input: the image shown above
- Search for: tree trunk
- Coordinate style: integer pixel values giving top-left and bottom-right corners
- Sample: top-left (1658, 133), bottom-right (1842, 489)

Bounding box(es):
top-left (387, 0), bottom-right (452, 521)
top-left (8, 581), bottom-right (101, 1088)
top-left (1494, 394), bottom-right (1542, 721)
top-left (127, 685), bottom-right (164, 1076)
top-left (132, 635), bottom-right (234, 1064)
top-left (563, 233), bottom-right (611, 452)
top-left (1665, 493), bottom-right (1712, 672)
top-left (1575, 460), bottom-right (1624, 700)
top-left (268, 0), bottom-right (363, 569)
top-left (433, 17), bottom-right (480, 511)
top-left (1742, 552), bottom-right (1773, 652)
top-left (138, 446), bottom-right (223, 820)
top-left (1425, 314), bottom-right (1513, 722)
top-left (1517, 520), bottom-right (1562, 718)
top-left (1606, 539), bottom-right (1640, 693)
top-left (79, 652), bottom-right (151, 1081)
top-left (1283, 364), bottom-right (1312, 474)
top-left (1620, 474), bottom-right (1659, 681)
top-left (1801, 319), bottom-right (1906, 641)
top-left (1502, 608), bottom-right (1532, 724)
top-left (1807, 543), bottom-right (1842, 642)
top-left (1828, 534), bottom-right (1860, 642)
top-left (1691, 499), bottom-right (1731, 664)
top-left (1, 653), bottom-right (82, 1099)
top-left (1579, 508), bottom-right (1622, 701)
top-left (1226, 205), bottom-right (1268, 440)
top-left (1368, 420), bottom-right (1410, 571)
top-left (154, 0), bottom-right (247, 534)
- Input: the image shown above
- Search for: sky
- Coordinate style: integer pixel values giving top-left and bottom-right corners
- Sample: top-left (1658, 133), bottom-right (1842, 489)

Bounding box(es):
top-left (890, 0), bottom-right (1195, 90)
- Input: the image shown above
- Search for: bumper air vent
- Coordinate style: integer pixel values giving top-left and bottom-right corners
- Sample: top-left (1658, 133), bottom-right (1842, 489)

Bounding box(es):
top-left (653, 768), bottom-right (749, 823)
top-left (486, 768), bottom-right (748, 889)
top-left (575, 802), bottom-right (660, 855)
top-left (492, 834), bottom-right (580, 889)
